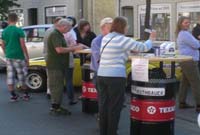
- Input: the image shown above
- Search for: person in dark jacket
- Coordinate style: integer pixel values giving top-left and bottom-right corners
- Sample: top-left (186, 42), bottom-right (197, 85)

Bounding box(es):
top-left (192, 23), bottom-right (200, 40)
top-left (1, 21), bottom-right (8, 29)
top-left (192, 23), bottom-right (200, 70)
top-left (74, 19), bottom-right (96, 47)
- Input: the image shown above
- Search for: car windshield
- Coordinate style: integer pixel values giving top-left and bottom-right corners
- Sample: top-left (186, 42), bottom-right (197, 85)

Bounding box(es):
top-left (23, 27), bottom-right (49, 42)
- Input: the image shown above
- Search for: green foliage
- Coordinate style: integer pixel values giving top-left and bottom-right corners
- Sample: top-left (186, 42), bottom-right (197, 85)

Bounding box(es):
top-left (0, 0), bottom-right (20, 20)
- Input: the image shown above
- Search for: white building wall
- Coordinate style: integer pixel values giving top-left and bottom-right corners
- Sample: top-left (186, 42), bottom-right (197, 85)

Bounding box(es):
top-left (12, 0), bottom-right (78, 26)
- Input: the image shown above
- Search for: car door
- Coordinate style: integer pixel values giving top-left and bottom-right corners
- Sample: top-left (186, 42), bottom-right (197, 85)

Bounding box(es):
top-left (23, 27), bottom-right (47, 59)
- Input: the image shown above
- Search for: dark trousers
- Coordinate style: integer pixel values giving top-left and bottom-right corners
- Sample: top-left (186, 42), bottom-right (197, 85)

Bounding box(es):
top-left (179, 61), bottom-right (200, 105)
top-left (48, 69), bottom-right (65, 105)
top-left (97, 76), bottom-right (126, 135)
top-left (66, 68), bottom-right (74, 102)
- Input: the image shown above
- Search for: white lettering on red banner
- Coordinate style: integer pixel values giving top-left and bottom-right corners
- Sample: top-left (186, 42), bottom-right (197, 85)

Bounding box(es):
top-left (82, 82), bottom-right (98, 99)
top-left (131, 105), bottom-right (140, 113)
top-left (159, 106), bottom-right (175, 113)
top-left (130, 99), bottom-right (175, 122)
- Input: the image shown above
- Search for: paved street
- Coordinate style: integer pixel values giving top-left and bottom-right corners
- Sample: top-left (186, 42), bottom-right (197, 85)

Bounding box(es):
top-left (0, 71), bottom-right (200, 135)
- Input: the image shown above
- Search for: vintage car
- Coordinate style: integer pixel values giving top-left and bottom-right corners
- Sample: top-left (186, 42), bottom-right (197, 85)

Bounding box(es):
top-left (0, 24), bottom-right (82, 92)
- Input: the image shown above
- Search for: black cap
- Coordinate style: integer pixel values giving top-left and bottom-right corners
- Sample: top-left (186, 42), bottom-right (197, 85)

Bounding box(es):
top-left (67, 16), bottom-right (77, 27)
top-left (1, 21), bottom-right (8, 29)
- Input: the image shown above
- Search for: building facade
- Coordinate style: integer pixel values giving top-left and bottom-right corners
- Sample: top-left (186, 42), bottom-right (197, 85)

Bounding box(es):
top-left (10, 0), bottom-right (200, 41)
top-left (10, 0), bottom-right (118, 34)
top-left (11, 0), bottom-right (81, 26)
top-left (120, 0), bottom-right (200, 41)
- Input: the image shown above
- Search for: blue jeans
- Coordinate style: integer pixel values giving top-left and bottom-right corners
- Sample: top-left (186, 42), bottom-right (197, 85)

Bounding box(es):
top-left (66, 68), bottom-right (75, 102)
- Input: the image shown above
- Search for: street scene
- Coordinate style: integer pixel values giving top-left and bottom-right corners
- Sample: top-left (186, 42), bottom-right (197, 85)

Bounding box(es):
top-left (0, 0), bottom-right (200, 135)
top-left (0, 72), bottom-right (200, 135)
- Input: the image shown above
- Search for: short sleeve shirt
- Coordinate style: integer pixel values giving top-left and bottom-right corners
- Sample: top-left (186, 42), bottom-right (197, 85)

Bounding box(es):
top-left (2, 25), bottom-right (25, 60)
top-left (47, 29), bottom-right (69, 70)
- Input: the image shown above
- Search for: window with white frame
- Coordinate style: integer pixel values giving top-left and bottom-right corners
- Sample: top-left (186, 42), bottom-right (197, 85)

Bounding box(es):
top-left (122, 6), bottom-right (134, 37)
top-left (138, 4), bottom-right (171, 41)
top-left (45, 6), bottom-right (67, 24)
top-left (177, 1), bottom-right (200, 30)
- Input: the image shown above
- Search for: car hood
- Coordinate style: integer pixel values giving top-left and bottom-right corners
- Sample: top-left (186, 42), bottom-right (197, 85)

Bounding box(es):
top-left (26, 42), bottom-right (43, 46)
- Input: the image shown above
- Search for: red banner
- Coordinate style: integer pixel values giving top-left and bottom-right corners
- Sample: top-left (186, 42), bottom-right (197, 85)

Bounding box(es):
top-left (130, 99), bottom-right (175, 122)
top-left (82, 82), bottom-right (98, 99)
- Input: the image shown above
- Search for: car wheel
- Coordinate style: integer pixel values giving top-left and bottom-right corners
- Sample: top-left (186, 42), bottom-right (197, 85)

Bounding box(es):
top-left (25, 70), bottom-right (47, 92)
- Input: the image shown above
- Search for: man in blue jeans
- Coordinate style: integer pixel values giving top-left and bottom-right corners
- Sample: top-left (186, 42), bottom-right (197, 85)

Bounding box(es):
top-left (64, 16), bottom-right (78, 105)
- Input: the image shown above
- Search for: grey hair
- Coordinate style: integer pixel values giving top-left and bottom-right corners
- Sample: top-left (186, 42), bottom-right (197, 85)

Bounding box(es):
top-left (57, 19), bottom-right (72, 27)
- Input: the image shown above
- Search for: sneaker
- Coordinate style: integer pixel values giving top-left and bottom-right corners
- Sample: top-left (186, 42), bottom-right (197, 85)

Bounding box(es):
top-left (10, 95), bottom-right (19, 102)
top-left (179, 103), bottom-right (194, 109)
top-left (69, 100), bottom-right (78, 105)
top-left (95, 113), bottom-right (100, 121)
top-left (196, 105), bottom-right (200, 113)
top-left (46, 94), bottom-right (51, 99)
top-left (49, 107), bottom-right (71, 116)
top-left (23, 94), bottom-right (30, 101)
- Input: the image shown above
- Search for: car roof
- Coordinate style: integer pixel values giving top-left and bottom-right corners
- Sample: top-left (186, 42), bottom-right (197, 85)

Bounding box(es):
top-left (22, 24), bottom-right (53, 29)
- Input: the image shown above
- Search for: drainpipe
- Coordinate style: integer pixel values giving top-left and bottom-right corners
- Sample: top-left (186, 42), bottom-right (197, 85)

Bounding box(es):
top-left (118, 0), bottom-right (121, 15)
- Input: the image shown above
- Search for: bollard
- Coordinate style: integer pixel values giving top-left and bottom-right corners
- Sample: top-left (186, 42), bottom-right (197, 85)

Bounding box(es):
top-left (130, 78), bottom-right (177, 135)
top-left (81, 64), bottom-right (98, 113)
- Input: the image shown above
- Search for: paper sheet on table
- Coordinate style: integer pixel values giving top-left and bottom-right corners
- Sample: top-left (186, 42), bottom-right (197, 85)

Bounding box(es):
top-left (132, 58), bottom-right (149, 82)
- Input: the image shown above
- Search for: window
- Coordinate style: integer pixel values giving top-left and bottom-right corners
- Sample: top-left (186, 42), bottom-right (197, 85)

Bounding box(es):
top-left (177, 1), bottom-right (200, 30)
top-left (122, 6), bottom-right (134, 37)
top-left (138, 4), bottom-right (171, 41)
top-left (28, 8), bottom-right (38, 25)
top-left (23, 27), bottom-right (49, 42)
top-left (45, 6), bottom-right (67, 24)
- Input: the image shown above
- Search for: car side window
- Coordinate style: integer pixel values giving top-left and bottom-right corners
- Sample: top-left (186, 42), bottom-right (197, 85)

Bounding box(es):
top-left (23, 28), bottom-right (47, 42)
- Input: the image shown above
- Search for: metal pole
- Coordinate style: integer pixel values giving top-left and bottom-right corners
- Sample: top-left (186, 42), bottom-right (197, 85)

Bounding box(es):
top-left (144, 0), bottom-right (151, 40)
top-left (118, 0), bottom-right (121, 15)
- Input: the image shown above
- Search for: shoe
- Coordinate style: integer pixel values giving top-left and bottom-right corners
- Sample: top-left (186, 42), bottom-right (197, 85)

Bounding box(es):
top-left (50, 107), bottom-right (71, 116)
top-left (94, 113), bottom-right (100, 121)
top-left (123, 104), bottom-right (127, 108)
top-left (78, 96), bottom-right (82, 100)
top-left (179, 103), bottom-right (194, 109)
top-left (196, 105), bottom-right (200, 113)
top-left (69, 100), bottom-right (78, 105)
top-left (10, 95), bottom-right (19, 102)
top-left (46, 94), bottom-right (51, 99)
top-left (23, 94), bottom-right (30, 101)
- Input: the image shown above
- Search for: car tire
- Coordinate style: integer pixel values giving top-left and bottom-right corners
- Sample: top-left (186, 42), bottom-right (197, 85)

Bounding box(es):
top-left (25, 70), bottom-right (47, 92)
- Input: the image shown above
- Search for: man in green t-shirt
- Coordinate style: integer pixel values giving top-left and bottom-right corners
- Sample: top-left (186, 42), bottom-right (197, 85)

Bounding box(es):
top-left (1, 13), bottom-right (30, 102)
top-left (47, 19), bottom-right (86, 115)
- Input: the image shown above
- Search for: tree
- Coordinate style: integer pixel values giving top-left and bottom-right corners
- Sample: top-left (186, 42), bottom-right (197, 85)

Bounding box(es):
top-left (0, 0), bottom-right (20, 21)
top-left (144, 0), bottom-right (151, 40)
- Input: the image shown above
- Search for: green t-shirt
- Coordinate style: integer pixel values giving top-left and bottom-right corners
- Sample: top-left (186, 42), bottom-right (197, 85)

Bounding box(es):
top-left (47, 29), bottom-right (69, 70)
top-left (2, 25), bottom-right (25, 60)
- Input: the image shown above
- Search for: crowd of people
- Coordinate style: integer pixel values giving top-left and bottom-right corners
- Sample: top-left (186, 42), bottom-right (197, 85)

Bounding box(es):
top-left (1, 12), bottom-right (200, 135)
